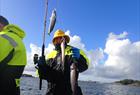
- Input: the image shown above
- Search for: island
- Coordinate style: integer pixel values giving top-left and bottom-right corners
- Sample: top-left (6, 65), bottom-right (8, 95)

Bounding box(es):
top-left (115, 79), bottom-right (140, 86)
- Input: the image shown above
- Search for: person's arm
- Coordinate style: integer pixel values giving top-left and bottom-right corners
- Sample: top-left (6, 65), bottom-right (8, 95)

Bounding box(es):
top-left (76, 50), bottom-right (89, 72)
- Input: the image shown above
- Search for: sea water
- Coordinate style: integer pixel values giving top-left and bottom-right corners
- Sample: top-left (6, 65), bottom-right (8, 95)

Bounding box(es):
top-left (21, 77), bottom-right (140, 95)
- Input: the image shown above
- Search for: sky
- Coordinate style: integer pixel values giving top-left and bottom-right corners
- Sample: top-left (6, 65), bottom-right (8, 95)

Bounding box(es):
top-left (0, 0), bottom-right (140, 82)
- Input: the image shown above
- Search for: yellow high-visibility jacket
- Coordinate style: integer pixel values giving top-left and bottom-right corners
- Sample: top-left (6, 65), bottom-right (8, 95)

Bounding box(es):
top-left (0, 24), bottom-right (27, 87)
top-left (0, 24), bottom-right (26, 66)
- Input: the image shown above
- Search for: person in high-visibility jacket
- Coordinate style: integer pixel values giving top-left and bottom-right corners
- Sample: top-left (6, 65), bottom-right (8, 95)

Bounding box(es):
top-left (0, 15), bottom-right (27, 95)
top-left (37, 29), bottom-right (89, 95)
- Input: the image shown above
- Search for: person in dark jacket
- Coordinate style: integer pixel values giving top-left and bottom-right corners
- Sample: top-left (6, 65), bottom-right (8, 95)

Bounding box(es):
top-left (0, 16), bottom-right (27, 95)
top-left (37, 29), bottom-right (89, 95)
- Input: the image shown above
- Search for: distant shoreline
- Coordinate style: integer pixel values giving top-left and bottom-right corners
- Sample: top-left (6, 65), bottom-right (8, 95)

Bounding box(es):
top-left (22, 74), bottom-right (140, 87)
top-left (22, 74), bottom-right (34, 78)
top-left (114, 79), bottom-right (140, 87)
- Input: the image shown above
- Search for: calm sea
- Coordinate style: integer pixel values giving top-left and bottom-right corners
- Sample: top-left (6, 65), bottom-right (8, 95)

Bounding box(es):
top-left (21, 77), bottom-right (140, 95)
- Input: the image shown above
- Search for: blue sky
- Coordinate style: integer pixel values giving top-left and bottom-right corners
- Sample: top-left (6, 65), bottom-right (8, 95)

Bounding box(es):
top-left (1, 0), bottom-right (139, 51)
top-left (0, 0), bottom-right (140, 81)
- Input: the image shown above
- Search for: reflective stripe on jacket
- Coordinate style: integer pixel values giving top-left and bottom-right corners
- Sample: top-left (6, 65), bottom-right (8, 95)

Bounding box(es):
top-left (0, 24), bottom-right (26, 66)
top-left (0, 24), bottom-right (26, 88)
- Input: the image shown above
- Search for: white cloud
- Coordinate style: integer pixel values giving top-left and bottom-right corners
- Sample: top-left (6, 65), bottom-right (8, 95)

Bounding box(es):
top-left (23, 43), bottom-right (54, 76)
top-left (66, 30), bottom-right (85, 50)
top-left (24, 30), bottom-right (95, 79)
top-left (107, 31), bottom-right (128, 40)
top-left (96, 32), bottom-right (140, 80)
top-left (25, 31), bottom-right (140, 82)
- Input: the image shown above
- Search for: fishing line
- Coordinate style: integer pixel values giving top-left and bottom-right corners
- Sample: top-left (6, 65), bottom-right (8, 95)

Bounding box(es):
top-left (0, 0), bottom-right (1, 14)
top-left (55, 0), bottom-right (64, 29)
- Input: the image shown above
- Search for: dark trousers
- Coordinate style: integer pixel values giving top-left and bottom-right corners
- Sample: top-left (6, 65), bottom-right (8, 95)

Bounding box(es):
top-left (0, 66), bottom-right (24, 95)
top-left (0, 74), bottom-right (20, 95)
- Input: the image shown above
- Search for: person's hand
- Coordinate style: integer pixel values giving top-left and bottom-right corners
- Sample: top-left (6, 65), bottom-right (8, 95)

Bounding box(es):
top-left (37, 55), bottom-right (46, 75)
top-left (71, 47), bottom-right (80, 59)
top-left (38, 55), bottom-right (46, 66)
top-left (37, 55), bottom-right (47, 79)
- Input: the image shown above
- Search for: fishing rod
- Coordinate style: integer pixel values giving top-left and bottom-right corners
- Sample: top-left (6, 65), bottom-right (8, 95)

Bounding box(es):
top-left (38, 0), bottom-right (49, 90)
top-left (40, 0), bottom-right (56, 90)
top-left (42, 0), bottom-right (48, 58)
top-left (34, 0), bottom-right (56, 90)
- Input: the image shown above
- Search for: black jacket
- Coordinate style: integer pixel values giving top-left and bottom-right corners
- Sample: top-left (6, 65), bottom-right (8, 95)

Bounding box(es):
top-left (38, 45), bottom-right (89, 95)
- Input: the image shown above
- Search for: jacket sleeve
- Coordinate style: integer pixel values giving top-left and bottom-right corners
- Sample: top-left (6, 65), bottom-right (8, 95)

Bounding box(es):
top-left (76, 49), bottom-right (89, 72)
